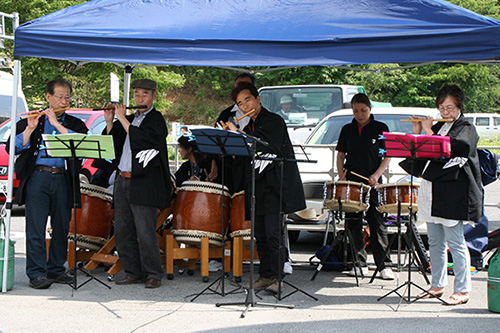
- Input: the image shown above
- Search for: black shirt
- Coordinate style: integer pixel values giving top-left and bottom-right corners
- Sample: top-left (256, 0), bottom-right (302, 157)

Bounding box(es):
top-left (336, 115), bottom-right (388, 182)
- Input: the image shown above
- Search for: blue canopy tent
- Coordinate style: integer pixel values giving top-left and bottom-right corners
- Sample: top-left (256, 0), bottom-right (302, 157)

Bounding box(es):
top-left (12, 0), bottom-right (500, 66)
top-left (4, 0), bottom-right (500, 291)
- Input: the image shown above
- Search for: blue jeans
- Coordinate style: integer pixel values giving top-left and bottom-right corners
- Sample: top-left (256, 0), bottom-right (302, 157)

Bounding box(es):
top-left (427, 221), bottom-right (471, 293)
top-left (25, 169), bottom-right (71, 279)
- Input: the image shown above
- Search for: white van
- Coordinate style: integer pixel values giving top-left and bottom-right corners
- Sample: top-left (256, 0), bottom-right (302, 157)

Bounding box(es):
top-left (464, 113), bottom-right (500, 138)
top-left (0, 71), bottom-right (29, 122)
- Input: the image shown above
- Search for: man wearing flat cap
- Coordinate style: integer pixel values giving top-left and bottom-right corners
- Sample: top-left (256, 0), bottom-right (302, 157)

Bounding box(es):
top-left (103, 78), bottom-right (171, 288)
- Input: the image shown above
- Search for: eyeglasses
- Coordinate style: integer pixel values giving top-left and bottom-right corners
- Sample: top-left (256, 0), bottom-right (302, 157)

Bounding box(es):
top-left (438, 105), bottom-right (457, 112)
top-left (52, 94), bottom-right (71, 101)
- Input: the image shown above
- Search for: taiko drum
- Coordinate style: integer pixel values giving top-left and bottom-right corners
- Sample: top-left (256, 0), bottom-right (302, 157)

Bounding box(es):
top-left (375, 182), bottom-right (420, 214)
top-left (323, 180), bottom-right (371, 213)
top-left (172, 181), bottom-right (230, 246)
top-left (68, 183), bottom-right (114, 251)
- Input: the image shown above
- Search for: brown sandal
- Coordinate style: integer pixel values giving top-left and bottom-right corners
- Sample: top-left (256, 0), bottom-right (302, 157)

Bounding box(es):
top-left (416, 289), bottom-right (444, 299)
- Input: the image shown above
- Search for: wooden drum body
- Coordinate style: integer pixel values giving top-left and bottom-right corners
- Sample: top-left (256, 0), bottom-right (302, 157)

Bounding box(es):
top-left (323, 180), bottom-right (371, 213)
top-left (68, 183), bottom-right (114, 251)
top-left (229, 191), bottom-right (252, 244)
top-left (172, 181), bottom-right (230, 246)
top-left (375, 182), bottom-right (419, 214)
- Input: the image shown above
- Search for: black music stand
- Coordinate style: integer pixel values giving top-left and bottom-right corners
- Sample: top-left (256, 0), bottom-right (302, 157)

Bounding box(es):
top-left (198, 129), bottom-right (296, 317)
top-left (187, 128), bottom-right (247, 300)
top-left (377, 133), bottom-right (449, 307)
top-left (42, 133), bottom-right (114, 291)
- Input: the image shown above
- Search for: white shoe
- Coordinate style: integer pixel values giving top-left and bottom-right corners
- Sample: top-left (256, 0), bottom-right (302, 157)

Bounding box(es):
top-left (283, 262), bottom-right (293, 275)
top-left (208, 260), bottom-right (223, 272)
top-left (346, 266), bottom-right (369, 277)
top-left (380, 268), bottom-right (395, 280)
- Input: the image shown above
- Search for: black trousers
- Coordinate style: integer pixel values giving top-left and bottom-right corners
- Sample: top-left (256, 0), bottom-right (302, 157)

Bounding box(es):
top-left (345, 187), bottom-right (392, 270)
top-left (114, 174), bottom-right (163, 280)
top-left (254, 213), bottom-right (287, 280)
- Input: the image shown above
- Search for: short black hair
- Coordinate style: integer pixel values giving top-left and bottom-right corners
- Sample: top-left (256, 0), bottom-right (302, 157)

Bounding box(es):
top-left (178, 135), bottom-right (195, 150)
top-left (46, 79), bottom-right (72, 95)
top-left (234, 73), bottom-right (256, 86)
top-left (231, 82), bottom-right (258, 102)
top-left (435, 84), bottom-right (465, 110)
top-left (350, 93), bottom-right (371, 107)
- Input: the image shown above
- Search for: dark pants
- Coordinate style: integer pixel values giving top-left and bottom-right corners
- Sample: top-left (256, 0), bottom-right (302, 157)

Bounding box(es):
top-left (255, 213), bottom-right (287, 280)
top-left (345, 187), bottom-right (391, 270)
top-left (114, 175), bottom-right (163, 280)
top-left (25, 169), bottom-right (71, 279)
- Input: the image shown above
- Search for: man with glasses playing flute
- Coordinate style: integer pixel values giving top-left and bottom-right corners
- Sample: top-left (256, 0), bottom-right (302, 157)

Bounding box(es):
top-left (8, 78), bottom-right (88, 289)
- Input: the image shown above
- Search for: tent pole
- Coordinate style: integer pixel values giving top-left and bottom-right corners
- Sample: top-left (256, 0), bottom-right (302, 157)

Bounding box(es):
top-left (2, 13), bottom-right (19, 294)
top-left (123, 65), bottom-right (133, 114)
top-left (2, 58), bottom-right (20, 293)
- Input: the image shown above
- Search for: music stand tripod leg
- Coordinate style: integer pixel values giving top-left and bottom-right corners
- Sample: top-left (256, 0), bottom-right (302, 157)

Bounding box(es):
top-left (64, 156), bottom-right (111, 291)
top-left (189, 146), bottom-right (240, 301)
top-left (216, 139), bottom-right (295, 316)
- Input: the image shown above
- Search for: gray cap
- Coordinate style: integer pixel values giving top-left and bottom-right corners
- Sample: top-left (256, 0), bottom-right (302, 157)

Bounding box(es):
top-left (131, 79), bottom-right (157, 91)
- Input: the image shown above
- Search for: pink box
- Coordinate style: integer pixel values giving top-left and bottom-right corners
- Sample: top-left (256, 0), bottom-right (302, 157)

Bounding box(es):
top-left (383, 132), bottom-right (451, 158)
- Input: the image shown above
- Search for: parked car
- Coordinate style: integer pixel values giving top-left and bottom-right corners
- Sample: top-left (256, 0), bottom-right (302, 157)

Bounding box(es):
top-left (464, 113), bottom-right (500, 138)
top-left (290, 107), bottom-right (441, 241)
top-left (0, 109), bottom-right (106, 202)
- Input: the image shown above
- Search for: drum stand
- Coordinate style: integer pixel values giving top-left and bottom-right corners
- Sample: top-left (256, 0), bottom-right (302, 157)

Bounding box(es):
top-left (369, 204), bottom-right (430, 285)
top-left (41, 136), bottom-right (112, 292)
top-left (376, 144), bottom-right (448, 308)
top-left (310, 199), bottom-right (364, 286)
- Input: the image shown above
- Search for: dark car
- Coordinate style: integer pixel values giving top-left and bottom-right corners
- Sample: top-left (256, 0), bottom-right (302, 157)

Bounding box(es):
top-left (0, 109), bottom-right (107, 202)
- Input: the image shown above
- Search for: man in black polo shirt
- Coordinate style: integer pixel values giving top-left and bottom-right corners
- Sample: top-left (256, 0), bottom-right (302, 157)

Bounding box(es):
top-left (336, 93), bottom-right (394, 280)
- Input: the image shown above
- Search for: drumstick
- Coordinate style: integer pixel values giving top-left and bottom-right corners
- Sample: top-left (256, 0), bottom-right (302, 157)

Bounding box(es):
top-left (350, 171), bottom-right (370, 182)
top-left (400, 118), bottom-right (453, 122)
top-left (21, 108), bottom-right (67, 119)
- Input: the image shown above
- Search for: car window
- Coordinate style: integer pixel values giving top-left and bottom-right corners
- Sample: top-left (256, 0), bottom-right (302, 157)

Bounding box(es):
top-left (494, 117), bottom-right (500, 126)
top-left (260, 87), bottom-right (343, 128)
top-left (0, 122), bottom-right (11, 143)
top-left (476, 117), bottom-right (490, 126)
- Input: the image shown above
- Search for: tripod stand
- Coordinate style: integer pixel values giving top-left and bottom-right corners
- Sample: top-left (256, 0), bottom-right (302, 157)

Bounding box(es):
top-left (42, 133), bottom-right (114, 291)
top-left (369, 200), bottom-right (430, 285)
top-left (310, 198), bottom-right (365, 286)
top-left (377, 132), bottom-right (450, 306)
top-left (189, 128), bottom-right (255, 301)
top-left (215, 132), bottom-right (303, 317)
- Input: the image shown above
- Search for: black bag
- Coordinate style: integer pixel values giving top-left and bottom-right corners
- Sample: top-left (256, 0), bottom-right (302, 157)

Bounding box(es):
top-left (478, 148), bottom-right (500, 186)
top-left (309, 232), bottom-right (348, 271)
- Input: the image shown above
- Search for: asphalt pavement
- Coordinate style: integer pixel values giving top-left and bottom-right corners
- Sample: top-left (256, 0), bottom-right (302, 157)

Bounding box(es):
top-left (1, 182), bottom-right (500, 333)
